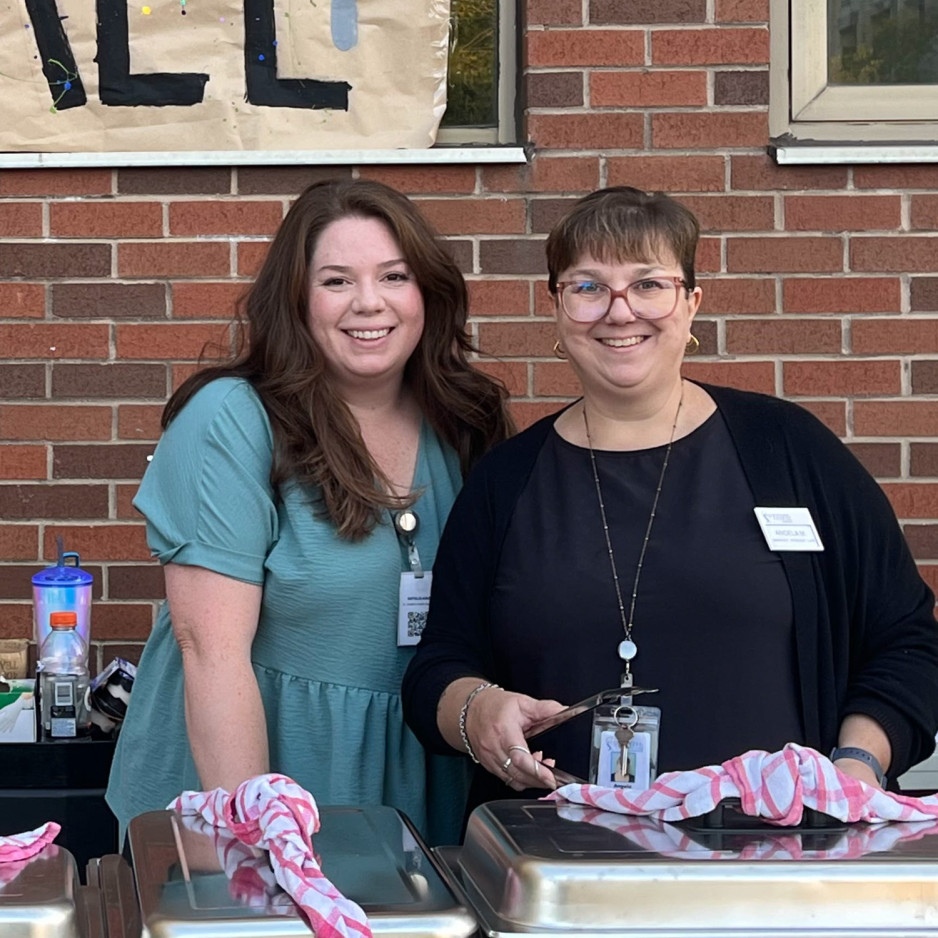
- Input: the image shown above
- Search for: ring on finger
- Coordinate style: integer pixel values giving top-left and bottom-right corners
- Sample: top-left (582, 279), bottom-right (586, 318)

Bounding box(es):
top-left (501, 756), bottom-right (513, 772)
top-left (508, 745), bottom-right (530, 758)
top-left (533, 760), bottom-right (541, 779)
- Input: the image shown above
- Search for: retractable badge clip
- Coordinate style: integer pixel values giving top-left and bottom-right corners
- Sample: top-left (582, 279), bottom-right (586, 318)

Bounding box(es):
top-left (394, 510), bottom-right (424, 578)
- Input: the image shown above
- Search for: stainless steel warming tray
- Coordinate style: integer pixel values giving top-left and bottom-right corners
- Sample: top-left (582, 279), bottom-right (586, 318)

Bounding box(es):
top-left (437, 799), bottom-right (938, 937)
top-left (120, 804), bottom-right (477, 938)
top-left (0, 842), bottom-right (105, 938)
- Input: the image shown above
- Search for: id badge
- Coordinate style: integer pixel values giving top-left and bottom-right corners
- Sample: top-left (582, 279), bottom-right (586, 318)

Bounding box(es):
top-left (397, 571), bottom-right (432, 646)
top-left (589, 700), bottom-right (660, 791)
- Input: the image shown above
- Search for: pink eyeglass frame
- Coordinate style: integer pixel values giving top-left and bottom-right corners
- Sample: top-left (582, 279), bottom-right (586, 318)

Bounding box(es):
top-left (556, 276), bottom-right (691, 321)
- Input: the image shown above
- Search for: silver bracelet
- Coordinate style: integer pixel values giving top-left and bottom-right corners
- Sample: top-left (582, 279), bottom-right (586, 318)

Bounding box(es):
top-left (458, 682), bottom-right (499, 763)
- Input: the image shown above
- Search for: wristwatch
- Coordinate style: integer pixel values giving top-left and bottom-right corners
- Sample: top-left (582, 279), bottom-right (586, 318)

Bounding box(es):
top-left (830, 746), bottom-right (886, 786)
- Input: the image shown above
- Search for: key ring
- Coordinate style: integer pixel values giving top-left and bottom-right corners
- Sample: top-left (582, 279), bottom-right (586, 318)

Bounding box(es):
top-left (612, 705), bottom-right (639, 729)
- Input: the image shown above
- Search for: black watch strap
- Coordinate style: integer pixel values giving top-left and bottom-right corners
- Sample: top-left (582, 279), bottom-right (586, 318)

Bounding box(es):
top-left (830, 746), bottom-right (886, 785)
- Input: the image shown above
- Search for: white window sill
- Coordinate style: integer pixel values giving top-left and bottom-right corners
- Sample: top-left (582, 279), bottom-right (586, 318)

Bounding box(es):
top-left (772, 144), bottom-right (938, 165)
top-left (0, 146), bottom-right (528, 169)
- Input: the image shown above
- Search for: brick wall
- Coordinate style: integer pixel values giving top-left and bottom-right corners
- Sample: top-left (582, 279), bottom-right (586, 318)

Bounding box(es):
top-left (3, 0), bottom-right (938, 667)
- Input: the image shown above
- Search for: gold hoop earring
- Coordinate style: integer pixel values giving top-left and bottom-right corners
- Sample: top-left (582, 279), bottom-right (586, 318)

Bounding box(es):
top-left (552, 341), bottom-right (567, 360)
top-left (684, 334), bottom-right (700, 356)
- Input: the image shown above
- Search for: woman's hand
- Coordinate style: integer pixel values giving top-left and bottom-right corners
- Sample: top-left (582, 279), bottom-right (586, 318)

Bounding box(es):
top-left (464, 686), bottom-right (566, 791)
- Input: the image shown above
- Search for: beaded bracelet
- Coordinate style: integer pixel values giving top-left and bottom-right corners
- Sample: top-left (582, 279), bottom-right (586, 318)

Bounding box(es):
top-left (458, 681), bottom-right (499, 764)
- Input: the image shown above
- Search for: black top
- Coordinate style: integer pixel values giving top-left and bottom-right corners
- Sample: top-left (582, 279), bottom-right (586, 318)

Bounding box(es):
top-left (403, 383), bottom-right (938, 816)
top-left (493, 412), bottom-right (800, 784)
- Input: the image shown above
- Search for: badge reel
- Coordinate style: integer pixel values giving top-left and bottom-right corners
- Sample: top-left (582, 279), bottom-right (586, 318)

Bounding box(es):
top-left (524, 685), bottom-right (660, 791)
top-left (394, 510), bottom-right (431, 647)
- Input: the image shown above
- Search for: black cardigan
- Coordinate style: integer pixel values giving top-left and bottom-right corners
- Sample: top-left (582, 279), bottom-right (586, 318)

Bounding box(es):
top-left (403, 383), bottom-right (938, 782)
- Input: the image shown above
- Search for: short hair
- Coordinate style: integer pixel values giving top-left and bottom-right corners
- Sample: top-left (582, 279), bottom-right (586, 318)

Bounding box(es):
top-left (546, 186), bottom-right (700, 293)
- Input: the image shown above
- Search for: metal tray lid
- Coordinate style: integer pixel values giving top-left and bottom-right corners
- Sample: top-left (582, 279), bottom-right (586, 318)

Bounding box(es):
top-left (452, 799), bottom-right (938, 937)
top-left (126, 805), bottom-right (477, 938)
top-left (0, 843), bottom-right (81, 938)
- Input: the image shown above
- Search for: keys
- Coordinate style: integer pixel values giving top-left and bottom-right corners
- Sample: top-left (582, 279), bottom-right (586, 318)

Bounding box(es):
top-left (615, 725), bottom-right (634, 778)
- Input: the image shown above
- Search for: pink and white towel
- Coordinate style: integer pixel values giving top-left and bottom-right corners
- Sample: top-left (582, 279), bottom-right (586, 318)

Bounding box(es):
top-left (547, 742), bottom-right (938, 825)
top-left (0, 822), bottom-right (60, 863)
top-left (170, 774), bottom-right (371, 938)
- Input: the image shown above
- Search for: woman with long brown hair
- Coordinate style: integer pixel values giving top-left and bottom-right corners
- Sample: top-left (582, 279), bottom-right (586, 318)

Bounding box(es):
top-left (106, 179), bottom-right (513, 846)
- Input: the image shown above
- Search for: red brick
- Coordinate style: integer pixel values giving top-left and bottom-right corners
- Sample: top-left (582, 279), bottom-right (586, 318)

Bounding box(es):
top-left (171, 363), bottom-right (205, 390)
top-left (728, 237), bottom-right (843, 273)
top-left (170, 201), bottom-right (284, 236)
top-left (783, 360), bottom-right (900, 396)
top-left (681, 360), bottom-right (775, 393)
top-left (0, 283), bottom-right (44, 319)
top-left (0, 445), bottom-right (47, 479)
top-left (530, 157), bottom-right (601, 193)
top-left (854, 401), bottom-right (938, 437)
top-left (526, 29), bottom-right (644, 67)
top-left (726, 319), bottom-right (841, 354)
top-left (118, 242), bottom-right (230, 277)
top-left (0, 324), bottom-right (109, 360)
top-left (172, 281), bottom-right (248, 320)
top-left (510, 400), bottom-right (567, 430)
top-left (534, 360), bottom-right (580, 396)
top-left (911, 195), bottom-right (938, 230)
top-left (0, 406), bottom-right (111, 441)
top-left (115, 323), bottom-right (233, 361)
top-left (652, 27), bottom-right (769, 65)
top-left (467, 280), bottom-right (531, 317)
top-left (696, 237), bottom-right (722, 273)
top-left (0, 170), bottom-right (112, 197)
top-left (853, 166), bottom-right (938, 189)
top-left (89, 603), bottom-right (154, 640)
top-left (0, 203), bottom-right (42, 237)
top-left (472, 360), bottom-right (528, 397)
top-left (918, 564), bottom-right (938, 594)
top-left (531, 198), bottom-right (579, 234)
top-left (43, 525), bottom-right (149, 562)
top-left (607, 155), bottom-right (726, 192)
top-left (0, 524), bottom-right (39, 559)
top-left (782, 278), bottom-right (899, 314)
top-left (477, 321), bottom-right (558, 357)
top-left (52, 282), bottom-right (166, 320)
top-left (880, 484), bottom-right (938, 519)
top-left (590, 70), bottom-right (707, 107)
top-left (797, 400), bottom-right (846, 435)
top-left (852, 319), bottom-right (938, 354)
top-left (115, 483), bottom-right (143, 520)
top-left (237, 241), bottom-right (271, 277)
top-left (417, 198), bottom-right (526, 235)
top-left (0, 606), bottom-right (31, 639)
top-left (527, 72), bottom-right (584, 108)
top-left (358, 166), bottom-right (477, 194)
top-left (652, 111), bottom-right (768, 149)
top-left (527, 0), bottom-right (583, 24)
top-left (528, 112), bottom-right (644, 150)
top-left (851, 237), bottom-right (938, 272)
top-left (731, 155), bottom-right (847, 191)
top-left (698, 278), bottom-right (776, 314)
top-left (0, 243), bottom-right (110, 279)
top-left (50, 202), bottom-right (163, 238)
top-left (785, 195), bottom-right (901, 232)
top-left (117, 405), bottom-right (164, 440)
top-left (118, 168), bottom-right (230, 196)
top-left (678, 195), bottom-right (774, 231)
top-left (480, 164), bottom-right (532, 195)
top-left (716, 0), bottom-right (769, 20)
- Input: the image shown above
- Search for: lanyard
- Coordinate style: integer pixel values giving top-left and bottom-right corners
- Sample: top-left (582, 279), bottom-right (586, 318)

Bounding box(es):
top-left (393, 510), bottom-right (424, 578)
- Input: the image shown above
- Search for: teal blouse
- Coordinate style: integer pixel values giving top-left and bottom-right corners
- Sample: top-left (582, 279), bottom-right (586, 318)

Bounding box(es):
top-left (106, 378), bottom-right (469, 845)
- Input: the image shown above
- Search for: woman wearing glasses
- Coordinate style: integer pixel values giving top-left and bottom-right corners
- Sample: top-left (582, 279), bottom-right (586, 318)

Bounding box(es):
top-left (402, 186), bottom-right (938, 818)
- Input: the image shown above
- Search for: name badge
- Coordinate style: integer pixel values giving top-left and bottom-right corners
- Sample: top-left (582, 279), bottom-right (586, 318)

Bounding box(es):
top-left (754, 507), bottom-right (824, 551)
top-left (397, 571), bottom-right (432, 646)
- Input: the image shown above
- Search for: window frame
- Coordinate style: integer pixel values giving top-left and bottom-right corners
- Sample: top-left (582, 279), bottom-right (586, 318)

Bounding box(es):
top-left (770, 0), bottom-right (938, 150)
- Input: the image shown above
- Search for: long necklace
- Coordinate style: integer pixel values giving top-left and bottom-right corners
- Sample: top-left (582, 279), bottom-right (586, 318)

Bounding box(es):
top-left (583, 381), bottom-right (685, 689)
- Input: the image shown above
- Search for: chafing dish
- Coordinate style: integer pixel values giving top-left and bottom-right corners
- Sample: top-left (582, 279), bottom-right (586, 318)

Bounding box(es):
top-left (437, 799), bottom-right (938, 937)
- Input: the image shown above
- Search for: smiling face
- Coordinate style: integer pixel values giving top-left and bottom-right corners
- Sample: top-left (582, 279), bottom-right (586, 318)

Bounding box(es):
top-left (307, 215), bottom-right (425, 398)
top-left (555, 250), bottom-right (702, 404)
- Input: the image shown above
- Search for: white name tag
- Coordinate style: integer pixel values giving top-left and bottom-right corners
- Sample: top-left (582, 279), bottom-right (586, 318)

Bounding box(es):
top-left (754, 507), bottom-right (824, 551)
top-left (397, 571), bottom-right (432, 646)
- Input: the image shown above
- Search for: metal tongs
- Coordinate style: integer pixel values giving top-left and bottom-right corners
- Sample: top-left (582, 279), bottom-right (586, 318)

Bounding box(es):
top-left (523, 686), bottom-right (659, 786)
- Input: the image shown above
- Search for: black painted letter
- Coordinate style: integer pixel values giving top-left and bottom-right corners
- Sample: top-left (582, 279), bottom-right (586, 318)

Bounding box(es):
top-left (244, 0), bottom-right (350, 109)
top-left (25, 0), bottom-right (87, 111)
top-left (96, 0), bottom-right (208, 106)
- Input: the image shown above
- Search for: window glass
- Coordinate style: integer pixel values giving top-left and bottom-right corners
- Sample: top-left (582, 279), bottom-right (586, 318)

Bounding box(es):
top-left (443, 0), bottom-right (498, 128)
top-left (828, 0), bottom-right (938, 85)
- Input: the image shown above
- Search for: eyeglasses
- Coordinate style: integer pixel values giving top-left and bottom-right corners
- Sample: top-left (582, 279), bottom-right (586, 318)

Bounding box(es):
top-left (556, 277), bottom-right (690, 323)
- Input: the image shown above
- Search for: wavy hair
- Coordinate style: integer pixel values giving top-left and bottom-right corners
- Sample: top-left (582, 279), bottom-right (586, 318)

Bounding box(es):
top-left (164, 179), bottom-right (513, 540)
